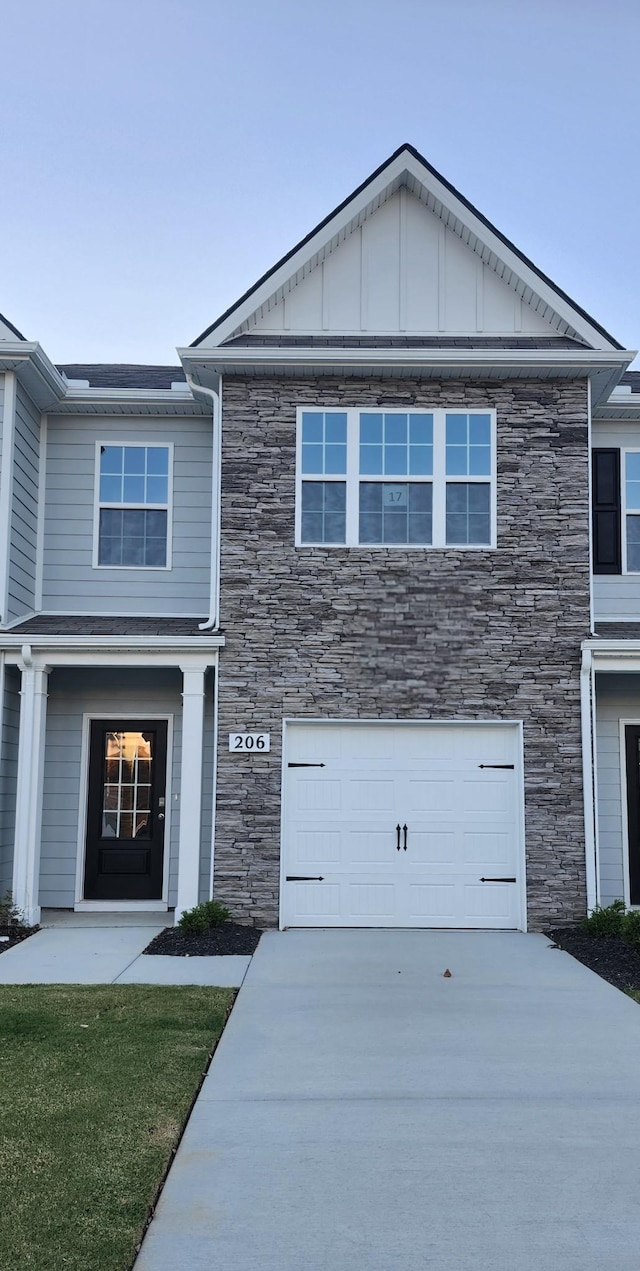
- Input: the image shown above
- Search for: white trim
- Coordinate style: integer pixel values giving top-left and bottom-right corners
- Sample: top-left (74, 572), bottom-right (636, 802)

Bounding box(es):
top-left (0, 371), bottom-right (16, 623)
top-left (192, 148), bottom-right (623, 352)
top-left (279, 717), bottom-right (526, 931)
top-left (580, 647), bottom-right (598, 913)
top-left (74, 711), bottom-right (174, 907)
top-left (175, 664), bottom-right (208, 919)
top-left (34, 611), bottom-right (208, 620)
top-left (74, 901), bottom-right (169, 912)
top-left (209, 663), bottom-right (219, 899)
top-left (34, 412), bottom-right (47, 612)
top-left (295, 407), bottom-right (496, 550)
top-left (591, 655), bottom-right (601, 908)
top-left (92, 440), bottom-right (174, 571)
top-left (12, 661), bottom-right (50, 925)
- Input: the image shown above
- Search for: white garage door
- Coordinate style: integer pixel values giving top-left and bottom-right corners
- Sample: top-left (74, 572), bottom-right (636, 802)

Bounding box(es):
top-left (282, 722), bottom-right (523, 929)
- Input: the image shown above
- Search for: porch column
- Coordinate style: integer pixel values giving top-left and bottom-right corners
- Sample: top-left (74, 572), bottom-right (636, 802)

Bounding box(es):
top-left (12, 657), bottom-right (50, 926)
top-left (176, 663), bottom-right (207, 921)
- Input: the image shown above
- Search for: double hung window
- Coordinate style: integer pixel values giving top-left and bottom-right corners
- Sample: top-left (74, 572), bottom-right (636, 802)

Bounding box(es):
top-left (624, 451), bottom-right (640, 572)
top-left (96, 444), bottom-right (172, 568)
top-left (296, 408), bottom-right (495, 548)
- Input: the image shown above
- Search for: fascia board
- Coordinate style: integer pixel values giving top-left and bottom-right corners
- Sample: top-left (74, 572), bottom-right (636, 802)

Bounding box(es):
top-left (180, 346), bottom-right (634, 372)
top-left (54, 386), bottom-right (206, 416)
top-left (0, 634), bottom-right (224, 655)
top-left (194, 147), bottom-right (622, 353)
top-left (0, 343), bottom-right (67, 408)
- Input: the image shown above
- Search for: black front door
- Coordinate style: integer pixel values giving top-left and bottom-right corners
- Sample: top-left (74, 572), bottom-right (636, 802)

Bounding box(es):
top-left (625, 725), bottom-right (640, 905)
top-left (84, 720), bottom-right (167, 900)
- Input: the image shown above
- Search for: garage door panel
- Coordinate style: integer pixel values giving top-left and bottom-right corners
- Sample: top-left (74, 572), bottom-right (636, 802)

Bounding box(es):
top-left (290, 881), bottom-right (341, 919)
top-left (295, 829), bottom-right (341, 864)
top-left (347, 882), bottom-right (397, 917)
top-left (348, 830), bottom-right (400, 866)
top-left (462, 831), bottom-right (514, 868)
top-left (407, 883), bottom-right (458, 919)
top-left (463, 883), bottom-right (515, 921)
top-left (406, 779), bottom-right (456, 813)
top-left (349, 779), bottom-right (396, 812)
top-left (297, 779), bottom-right (342, 812)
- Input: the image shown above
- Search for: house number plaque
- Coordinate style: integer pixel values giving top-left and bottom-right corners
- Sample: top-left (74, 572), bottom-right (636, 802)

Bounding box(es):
top-left (229, 733), bottom-right (271, 752)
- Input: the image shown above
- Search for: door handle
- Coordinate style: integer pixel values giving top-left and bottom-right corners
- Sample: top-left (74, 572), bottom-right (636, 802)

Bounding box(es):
top-left (396, 824), bottom-right (401, 851)
top-left (403, 824), bottom-right (408, 851)
top-left (158, 813), bottom-right (165, 821)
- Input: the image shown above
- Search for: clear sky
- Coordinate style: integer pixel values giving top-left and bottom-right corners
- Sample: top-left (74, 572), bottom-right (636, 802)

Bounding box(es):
top-left (2, 0), bottom-right (640, 365)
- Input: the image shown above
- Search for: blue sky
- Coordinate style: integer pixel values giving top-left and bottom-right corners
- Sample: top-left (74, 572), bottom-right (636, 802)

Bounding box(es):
top-left (3, 0), bottom-right (640, 363)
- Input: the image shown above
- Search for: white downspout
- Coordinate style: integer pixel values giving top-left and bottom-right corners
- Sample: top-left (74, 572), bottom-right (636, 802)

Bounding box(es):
top-left (185, 375), bottom-right (221, 633)
top-left (581, 646), bottom-right (597, 913)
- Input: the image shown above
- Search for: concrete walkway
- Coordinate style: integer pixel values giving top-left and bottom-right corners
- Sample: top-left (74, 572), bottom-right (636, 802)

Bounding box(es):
top-left (0, 915), bottom-right (250, 986)
top-left (135, 929), bottom-right (640, 1270)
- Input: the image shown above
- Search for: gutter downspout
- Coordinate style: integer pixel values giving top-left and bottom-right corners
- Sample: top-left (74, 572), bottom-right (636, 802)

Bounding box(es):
top-left (581, 646), bottom-right (598, 913)
top-left (185, 374), bottom-right (221, 633)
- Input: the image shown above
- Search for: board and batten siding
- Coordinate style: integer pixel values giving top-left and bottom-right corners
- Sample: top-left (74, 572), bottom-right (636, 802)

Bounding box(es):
top-left (42, 414), bottom-right (212, 615)
top-left (0, 667), bottom-right (20, 894)
top-left (594, 673), bottom-right (640, 906)
top-left (7, 382), bottom-right (40, 622)
top-left (243, 189), bottom-right (555, 338)
top-left (592, 420), bottom-right (640, 622)
top-left (38, 667), bottom-right (214, 908)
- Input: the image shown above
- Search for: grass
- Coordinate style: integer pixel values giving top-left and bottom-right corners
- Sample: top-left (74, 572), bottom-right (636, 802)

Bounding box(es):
top-left (0, 984), bottom-right (234, 1271)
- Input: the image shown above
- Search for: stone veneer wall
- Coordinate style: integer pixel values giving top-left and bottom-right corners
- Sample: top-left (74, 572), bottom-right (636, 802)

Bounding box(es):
top-left (214, 376), bottom-right (591, 929)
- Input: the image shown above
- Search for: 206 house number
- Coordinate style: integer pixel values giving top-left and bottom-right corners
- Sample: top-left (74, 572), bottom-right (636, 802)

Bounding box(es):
top-left (228, 732), bottom-right (271, 752)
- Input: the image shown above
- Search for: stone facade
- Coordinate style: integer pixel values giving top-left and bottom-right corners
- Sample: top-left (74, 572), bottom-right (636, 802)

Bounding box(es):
top-left (214, 375), bottom-right (591, 929)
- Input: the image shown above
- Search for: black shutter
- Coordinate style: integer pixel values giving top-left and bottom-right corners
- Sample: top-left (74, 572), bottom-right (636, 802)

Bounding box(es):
top-left (592, 448), bottom-right (621, 574)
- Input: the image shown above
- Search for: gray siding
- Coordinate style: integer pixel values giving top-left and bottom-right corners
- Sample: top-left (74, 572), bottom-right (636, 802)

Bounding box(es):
top-left (594, 672), bottom-right (640, 907)
top-left (7, 383), bottom-right (40, 622)
top-left (42, 414), bottom-right (212, 615)
top-left (593, 421), bottom-right (640, 622)
top-left (0, 666), bottom-right (20, 895)
top-left (38, 667), bottom-right (214, 909)
top-left (214, 376), bottom-right (591, 930)
top-left (0, 374), bottom-right (4, 489)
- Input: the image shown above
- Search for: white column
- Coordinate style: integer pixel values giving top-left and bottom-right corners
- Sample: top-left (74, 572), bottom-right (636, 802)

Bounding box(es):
top-left (175, 663), bottom-right (207, 921)
top-left (12, 658), bottom-right (50, 925)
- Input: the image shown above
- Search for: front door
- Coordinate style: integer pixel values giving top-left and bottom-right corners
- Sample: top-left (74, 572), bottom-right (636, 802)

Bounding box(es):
top-left (84, 720), bottom-right (167, 900)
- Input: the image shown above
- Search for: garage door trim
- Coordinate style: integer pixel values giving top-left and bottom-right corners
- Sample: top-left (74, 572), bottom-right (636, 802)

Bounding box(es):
top-left (279, 718), bottom-right (526, 931)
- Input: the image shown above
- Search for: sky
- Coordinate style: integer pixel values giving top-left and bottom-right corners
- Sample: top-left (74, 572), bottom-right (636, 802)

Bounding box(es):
top-left (2, 0), bottom-right (640, 365)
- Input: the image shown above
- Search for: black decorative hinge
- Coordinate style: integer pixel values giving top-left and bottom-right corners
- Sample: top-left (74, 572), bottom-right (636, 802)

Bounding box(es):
top-left (288, 762), bottom-right (326, 768)
top-left (286, 875), bottom-right (324, 881)
top-left (480, 877), bottom-right (516, 883)
top-left (478, 764), bottom-right (515, 770)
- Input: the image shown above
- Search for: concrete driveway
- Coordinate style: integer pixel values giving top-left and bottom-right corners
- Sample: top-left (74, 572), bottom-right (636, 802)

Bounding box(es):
top-left (135, 930), bottom-right (640, 1270)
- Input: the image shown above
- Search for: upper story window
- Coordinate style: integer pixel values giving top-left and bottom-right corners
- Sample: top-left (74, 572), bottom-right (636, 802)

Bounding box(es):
top-left (95, 444), bottom-right (172, 569)
top-left (295, 408), bottom-right (496, 548)
top-left (625, 451), bottom-right (640, 572)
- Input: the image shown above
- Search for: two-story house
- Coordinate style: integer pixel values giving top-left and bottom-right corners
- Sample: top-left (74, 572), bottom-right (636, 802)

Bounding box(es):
top-left (1, 144), bottom-right (637, 932)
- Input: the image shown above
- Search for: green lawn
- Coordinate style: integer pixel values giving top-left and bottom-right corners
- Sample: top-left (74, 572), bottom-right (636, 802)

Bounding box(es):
top-left (0, 984), bottom-right (234, 1271)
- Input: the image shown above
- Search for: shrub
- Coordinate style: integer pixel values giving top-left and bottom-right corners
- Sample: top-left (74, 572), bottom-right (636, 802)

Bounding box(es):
top-left (0, 890), bottom-right (24, 929)
top-left (177, 900), bottom-right (231, 935)
top-left (580, 900), bottom-right (626, 938)
top-left (622, 909), bottom-right (640, 947)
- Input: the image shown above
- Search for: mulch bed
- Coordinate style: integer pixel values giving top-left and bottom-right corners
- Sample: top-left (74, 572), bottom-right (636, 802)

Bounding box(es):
top-left (0, 925), bottom-right (38, 956)
top-left (547, 928), bottom-right (640, 993)
top-left (143, 923), bottom-right (263, 957)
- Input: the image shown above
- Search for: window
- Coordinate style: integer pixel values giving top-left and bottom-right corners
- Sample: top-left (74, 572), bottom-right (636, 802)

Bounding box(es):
top-left (296, 408), bottom-right (496, 548)
top-left (624, 451), bottom-right (640, 572)
top-left (95, 444), bottom-right (172, 568)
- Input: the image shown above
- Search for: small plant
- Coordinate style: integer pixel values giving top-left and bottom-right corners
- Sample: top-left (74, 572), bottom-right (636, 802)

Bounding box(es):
top-left (580, 900), bottom-right (626, 938)
top-left (0, 890), bottom-right (24, 929)
top-left (622, 909), bottom-right (640, 947)
top-left (177, 900), bottom-right (231, 935)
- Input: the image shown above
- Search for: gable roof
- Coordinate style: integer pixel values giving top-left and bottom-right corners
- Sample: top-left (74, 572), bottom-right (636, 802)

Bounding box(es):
top-left (191, 143), bottom-right (622, 352)
top-left (0, 310), bottom-right (26, 341)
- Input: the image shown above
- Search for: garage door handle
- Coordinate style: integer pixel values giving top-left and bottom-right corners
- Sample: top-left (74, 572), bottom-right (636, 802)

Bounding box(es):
top-left (403, 824), bottom-right (408, 851)
top-left (478, 764), bottom-right (514, 770)
top-left (286, 875), bottom-right (325, 882)
top-left (396, 824), bottom-right (401, 851)
top-left (480, 877), bottom-right (516, 883)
